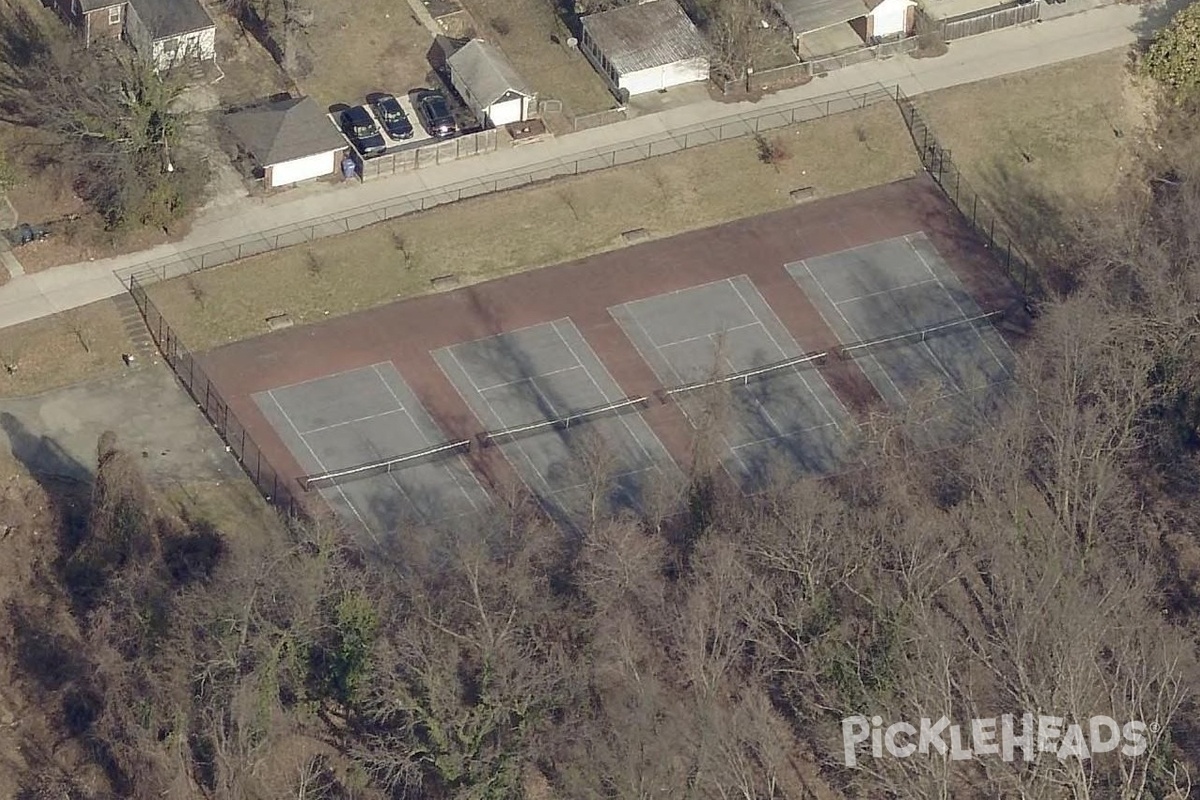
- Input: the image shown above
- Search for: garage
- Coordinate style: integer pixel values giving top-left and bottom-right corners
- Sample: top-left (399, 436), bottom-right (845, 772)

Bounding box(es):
top-left (223, 96), bottom-right (349, 189)
top-left (447, 39), bottom-right (536, 128)
top-left (580, 0), bottom-right (710, 98)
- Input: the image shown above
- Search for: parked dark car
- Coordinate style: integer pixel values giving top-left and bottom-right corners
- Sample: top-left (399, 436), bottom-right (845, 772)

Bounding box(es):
top-left (416, 92), bottom-right (458, 139)
top-left (340, 105), bottom-right (387, 158)
top-left (369, 94), bottom-right (414, 140)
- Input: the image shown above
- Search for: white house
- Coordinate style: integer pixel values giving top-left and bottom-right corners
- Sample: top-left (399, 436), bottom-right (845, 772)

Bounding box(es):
top-left (446, 39), bottom-right (536, 127)
top-left (580, 0), bottom-right (710, 98)
top-left (223, 97), bottom-right (349, 189)
top-left (60, 0), bottom-right (216, 70)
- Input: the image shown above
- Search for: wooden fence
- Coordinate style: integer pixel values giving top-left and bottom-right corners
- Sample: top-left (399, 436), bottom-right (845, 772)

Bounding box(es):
top-left (801, 35), bottom-right (919, 76)
top-left (358, 128), bottom-right (499, 180)
top-left (939, 0), bottom-right (1041, 40)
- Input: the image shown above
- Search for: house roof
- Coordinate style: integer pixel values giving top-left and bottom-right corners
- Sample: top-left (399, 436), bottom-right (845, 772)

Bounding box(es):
top-left (128, 0), bottom-right (214, 39)
top-left (770, 0), bottom-right (871, 33)
top-left (581, 0), bottom-right (709, 75)
top-left (223, 96), bottom-right (347, 166)
top-left (446, 39), bottom-right (533, 106)
top-left (79, 0), bottom-right (122, 11)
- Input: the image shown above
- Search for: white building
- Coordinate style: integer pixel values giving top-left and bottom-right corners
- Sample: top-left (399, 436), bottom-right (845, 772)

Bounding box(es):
top-left (224, 97), bottom-right (349, 189)
top-left (580, 0), bottom-right (710, 98)
top-left (447, 39), bottom-right (536, 127)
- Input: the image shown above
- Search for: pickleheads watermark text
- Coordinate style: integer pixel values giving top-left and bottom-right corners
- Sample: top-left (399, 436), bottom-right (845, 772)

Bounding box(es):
top-left (842, 715), bottom-right (1153, 768)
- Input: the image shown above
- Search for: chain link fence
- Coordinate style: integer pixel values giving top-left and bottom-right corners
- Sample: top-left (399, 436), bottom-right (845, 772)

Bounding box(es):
top-left (128, 273), bottom-right (306, 519)
top-left (894, 88), bottom-right (1037, 297)
top-left (117, 83), bottom-right (896, 289)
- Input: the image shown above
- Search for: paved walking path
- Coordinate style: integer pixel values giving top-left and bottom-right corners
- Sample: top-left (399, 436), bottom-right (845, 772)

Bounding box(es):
top-left (0, 1), bottom-right (1143, 331)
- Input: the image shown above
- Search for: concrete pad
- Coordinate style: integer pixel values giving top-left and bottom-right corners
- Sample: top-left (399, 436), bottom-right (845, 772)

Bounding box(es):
top-left (253, 362), bottom-right (486, 542)
top-left (611, 276), bottom-right (852, 487)
top-left (434, 318), bottom-right (677, 521)
top-left (788, 232), bottom-right (1016, 421)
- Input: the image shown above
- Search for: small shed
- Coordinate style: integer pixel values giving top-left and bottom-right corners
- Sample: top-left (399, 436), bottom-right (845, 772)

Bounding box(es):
top-left (223, 97), bottom-right (348, 189)
top-left (580, 0), bottom-right (710, 98)
top-left (126, 0), bottom-right (216, 70)
top-left (446, 39), bottom-right (536, 127)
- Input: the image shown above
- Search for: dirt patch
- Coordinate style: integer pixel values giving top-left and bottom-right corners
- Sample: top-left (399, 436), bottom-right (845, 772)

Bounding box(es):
top-left (294, 0), bottom-right (437, 108)
top-left (0, 299), bottom-right (136, 397)
top-left (918, 49), bottom-right (1146, 212)
top-left (461, 0), bottom-right (615, 115)
top-left (148, 102), bottom-right (920, 349)
top-left (209, 8), bottom-right (294, 107)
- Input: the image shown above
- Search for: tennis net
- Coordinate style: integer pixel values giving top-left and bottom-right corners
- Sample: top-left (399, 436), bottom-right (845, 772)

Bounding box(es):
top-left (658, 351), bottom-right (828, 400)
top-left (478, 395), bottom-right (650, 447)
top-left (300, 438), bottom-right (472, 491)
top-left (837, 311), bottom-right (1003, 360)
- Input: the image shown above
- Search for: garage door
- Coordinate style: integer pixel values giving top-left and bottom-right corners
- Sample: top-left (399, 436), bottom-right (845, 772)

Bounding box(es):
top-left (487, 97), bottom-right (524, 126)
top-left (270, 151), bottom-right (336, 187)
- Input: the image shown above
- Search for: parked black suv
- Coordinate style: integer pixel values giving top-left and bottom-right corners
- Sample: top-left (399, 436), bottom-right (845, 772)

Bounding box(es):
top-left (415, 92), bottom-right (458, 139)
top-left (340, 105), bottom-right (387, 158)
top-left (369, 94), bottom-right (414, 140)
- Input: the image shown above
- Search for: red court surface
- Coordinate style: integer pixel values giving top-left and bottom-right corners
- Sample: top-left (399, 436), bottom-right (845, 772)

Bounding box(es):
top-left (198, 174), bottom-right (1023, 507)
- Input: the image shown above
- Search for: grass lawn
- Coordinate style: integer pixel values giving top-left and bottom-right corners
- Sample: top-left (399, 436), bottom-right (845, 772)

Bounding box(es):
top-left (0, 299), bottom-right (135, 397)
top-left (918, 49), bottom-right (1146, 219)
top-left (148, 102), bottom-right (919, 349)
top-left (296, 0), bottom-right (437, 108)
top-left (462, 0), bottom-right (616, 115)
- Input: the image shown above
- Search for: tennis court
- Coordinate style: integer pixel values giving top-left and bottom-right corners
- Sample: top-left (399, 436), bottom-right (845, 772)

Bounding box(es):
top-left (788, 233), bottom-right (1015, 420)
top-left (434, 319), bottom-right (678, 521)
top-left (610, 276), bottom-right (852, 488)
top-left (253, 363), bottom-right (488, 543)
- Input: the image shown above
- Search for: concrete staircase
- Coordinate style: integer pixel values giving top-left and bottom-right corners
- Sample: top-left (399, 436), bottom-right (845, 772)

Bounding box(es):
top-left (110, 291), bottom-right (157, 361)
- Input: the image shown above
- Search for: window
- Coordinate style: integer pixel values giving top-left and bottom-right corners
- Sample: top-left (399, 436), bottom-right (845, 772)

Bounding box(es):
top-left (108, 4), bottom-right (121, 24)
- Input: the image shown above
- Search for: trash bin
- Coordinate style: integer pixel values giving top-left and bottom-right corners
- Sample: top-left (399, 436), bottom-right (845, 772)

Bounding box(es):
top-left (341, 156), bottom-right (357, 180)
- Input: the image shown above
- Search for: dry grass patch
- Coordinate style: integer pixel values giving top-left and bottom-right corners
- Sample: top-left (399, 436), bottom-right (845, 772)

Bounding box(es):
top-left (296, 0), bottom-right (436, 108)
top-left (148, 102), bottom-right (918, 349)
top-left (0, 300), bottom-right (134, 397)
top-left (919, 49), bottom-right (1147, 212)
top-left (463, 0), bottom-right (615, 115)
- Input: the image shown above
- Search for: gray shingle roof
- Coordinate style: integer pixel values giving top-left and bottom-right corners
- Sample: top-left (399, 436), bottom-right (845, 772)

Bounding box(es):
top-left (128, 0), bottom-right (214, 39)
top-left (223, 97), bottom-right (347, 166)
top-left (770, 0), bottom-right (871, 33)
top-left (447, 39), bottom-right (533, 107)
top-left (581, 0), bottom-right (708, 75)
top-left (79, 0), bottom-right (123, 11)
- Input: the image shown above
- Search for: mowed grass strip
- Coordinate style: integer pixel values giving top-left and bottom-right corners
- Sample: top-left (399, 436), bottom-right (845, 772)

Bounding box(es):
top-left (918, 49), bottom-right (1145, 211)
top-left (0, 299), bottom-right (135, 397)
top-left (148, 102), bottom-right (920, 350)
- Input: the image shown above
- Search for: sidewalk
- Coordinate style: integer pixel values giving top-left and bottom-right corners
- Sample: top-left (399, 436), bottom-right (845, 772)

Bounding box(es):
top-left (0, 0), bottom-right (1143, 331)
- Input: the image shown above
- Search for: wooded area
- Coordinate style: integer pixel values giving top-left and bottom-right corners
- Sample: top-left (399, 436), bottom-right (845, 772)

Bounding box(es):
top-left (2, 3), bottom-right (1200, 797)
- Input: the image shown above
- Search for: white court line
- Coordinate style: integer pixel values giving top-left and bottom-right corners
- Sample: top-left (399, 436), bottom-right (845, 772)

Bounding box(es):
top-left (833, 278), bottom-right (941, 306)
top-left (301, 407), bottom-right (406, 435)
top-left (620, 298), bottom-right (751, 480)
top-left (905, 235), bottom-right (1013, 379)
top-left (728, 420), bottom-right (843, 452)
top-left (442, 346), bottom-right (552, 496)
top-left (547, 463), bottom-right (664, 500)
top-left (655, 321), bottom-right (760, 350)
top-left (476, 364), bottom-right (584, 393)
top-left (267, 389), bottom-right (376, 546)
top-left (799, 231), bottom-right (924, 264)
top-left (727, 277), bottom-right (843, 430)
top-left (371, 364), bottom-right (484, 516)
top-left (549, 319), bottom-right (663, 475)
top-left (616, 275), bottom-right (758, 345)
top-left (265, 360), bottom-right (396, 395)
top-left (800, 260), bottom-right (908, 406)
